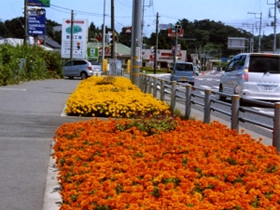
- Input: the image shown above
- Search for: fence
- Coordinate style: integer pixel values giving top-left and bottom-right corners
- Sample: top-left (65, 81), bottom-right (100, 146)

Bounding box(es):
top-left (139, 73), bottom-right (280, 151)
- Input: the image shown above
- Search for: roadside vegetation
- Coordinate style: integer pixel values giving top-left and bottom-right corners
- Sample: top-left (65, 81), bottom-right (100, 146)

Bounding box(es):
top-left (65, 76), bottom-right (170, 118)
top-left (53, 76), bottom-right (280, 210)
top-left (0, 44), bottom-right (63, 86)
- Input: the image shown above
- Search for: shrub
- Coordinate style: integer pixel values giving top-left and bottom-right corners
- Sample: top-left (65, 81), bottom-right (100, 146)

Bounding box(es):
top-left (0, 44), bottom-right (63, 86)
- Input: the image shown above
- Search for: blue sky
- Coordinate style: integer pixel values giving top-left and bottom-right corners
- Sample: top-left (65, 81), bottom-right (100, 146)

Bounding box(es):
top-left (0, 0), bottom-right (277, 37)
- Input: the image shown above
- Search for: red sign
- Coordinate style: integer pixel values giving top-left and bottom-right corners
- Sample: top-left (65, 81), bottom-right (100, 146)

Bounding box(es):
top-left (99, 47), bottom-right (111, 56)
top-left (65, 20), bottom-right (85, 24)
top-left (125, 27), bottom-right (132, 34)
top-left (167, 28), bottom-right (184, 38)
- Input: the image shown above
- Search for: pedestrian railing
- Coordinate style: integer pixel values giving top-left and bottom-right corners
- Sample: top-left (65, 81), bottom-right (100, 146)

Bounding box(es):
top-left (139, 73), bottom-right (280, 151)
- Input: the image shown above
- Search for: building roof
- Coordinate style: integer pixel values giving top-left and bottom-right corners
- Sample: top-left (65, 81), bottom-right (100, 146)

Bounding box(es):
top-left (0, 38), bottom-right (24, 46)
top-left (87, 42), bottom-right (131, 57)
top-left (43, 36), bottom-right (61, 49)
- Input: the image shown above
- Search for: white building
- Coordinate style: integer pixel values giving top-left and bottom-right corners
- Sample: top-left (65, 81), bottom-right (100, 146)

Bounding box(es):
top-left (141, 48), bottom-right (187, 69)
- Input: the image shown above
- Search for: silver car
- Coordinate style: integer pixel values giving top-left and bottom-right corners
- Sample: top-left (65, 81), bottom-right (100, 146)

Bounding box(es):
top-left (63, 59), bottom-right (93, 79)
top-left (170, 62), bottom-right (195, 85)
top-left (90, 60), bottom-right (102, 71)
top-left (219, 53), bottom-right (280, 101)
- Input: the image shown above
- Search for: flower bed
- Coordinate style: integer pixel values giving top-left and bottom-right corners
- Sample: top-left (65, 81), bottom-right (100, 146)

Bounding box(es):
top-left (53, 118), bottom-right (280, 210)
top-left (65, 76), bottom-right (170, 118)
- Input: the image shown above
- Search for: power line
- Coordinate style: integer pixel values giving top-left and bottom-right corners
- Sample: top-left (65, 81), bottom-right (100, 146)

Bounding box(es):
top-left (51, 4), bottom-right (103, 17)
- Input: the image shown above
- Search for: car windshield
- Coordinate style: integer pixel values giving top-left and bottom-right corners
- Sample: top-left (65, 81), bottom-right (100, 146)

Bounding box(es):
top-left (91, 61), bottom-right (100, 65)
top-left (249, 56), bottom-right (280, 73)
top-left (175, 63), bottom-right (193, 71)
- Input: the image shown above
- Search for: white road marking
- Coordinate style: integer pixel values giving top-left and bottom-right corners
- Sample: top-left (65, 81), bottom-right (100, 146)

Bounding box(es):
top-left (0, 87), bottom-right (27, 91)
top-left (251, 107), bottom-right (274, 115)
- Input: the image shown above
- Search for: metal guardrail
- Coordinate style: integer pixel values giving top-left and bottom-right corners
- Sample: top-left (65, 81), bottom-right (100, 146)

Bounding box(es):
top-left (139, 73), bottom-right (280, 151)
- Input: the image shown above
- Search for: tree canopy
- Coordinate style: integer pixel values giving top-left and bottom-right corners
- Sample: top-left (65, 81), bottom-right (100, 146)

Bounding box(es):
top-left (0, 17), bottom-right (278, 58)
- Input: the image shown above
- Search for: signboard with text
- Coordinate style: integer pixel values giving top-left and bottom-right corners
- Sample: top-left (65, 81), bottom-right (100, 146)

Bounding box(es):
top-left (87, 48), bottom-right (98, 59)
top-left (27, 0), bottom-right (50, 7)
top-left (28, 9), bottom-right (46, 35)
top-left (167, 28), bottom-right (184, 38)
top-left (61, 19), bottom-right (88, 59)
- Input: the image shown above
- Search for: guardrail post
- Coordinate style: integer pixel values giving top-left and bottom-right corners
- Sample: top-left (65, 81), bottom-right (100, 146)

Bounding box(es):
top-left (203, 89), bottom-right (212, 123)
top-left (273, 102), bottom-right (280, 152)
top-left (139, 73), bottom-right (143, 91)
top-left (143, 74), bottom-right (147, 93)
top-left (141, 74), bottom-right (145, 92)
top-left (185, 84), bottom-right (192, 119)
top-left (160, 79), bottom-right (164, 101)
top-left (170, 81), bottom-right (176, 112)
top-left (148, 76), bottom-right (152, 94)
top-left (153, 77), bottom-right (157, 98)
top-left (231, 94), bottom-right (240, 132)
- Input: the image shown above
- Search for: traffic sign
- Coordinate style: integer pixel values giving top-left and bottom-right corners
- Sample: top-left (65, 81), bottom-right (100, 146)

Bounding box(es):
top-left (28, 9), bottom-right (46, 35)
top-left (61, 18), bottom-right (88, 59)
top-left (87, 48), bottom-right (98, 59)
top-left (167, 28), bottom-right (184, 38)
top-left (27, 0), bottom-right (50, 7)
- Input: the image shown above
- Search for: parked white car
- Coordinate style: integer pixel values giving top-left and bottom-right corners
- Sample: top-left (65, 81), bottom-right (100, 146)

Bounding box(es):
top-left (219, 53), bottom-right (280, 101)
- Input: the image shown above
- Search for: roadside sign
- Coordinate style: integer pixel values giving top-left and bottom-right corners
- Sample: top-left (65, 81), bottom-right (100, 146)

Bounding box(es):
top-left (87, 48), bottom-right (98, 59)
top-left (27, 0), bottom-right (50, 7)
top-left (159, 23), bottom-right (172, 30)
top-left (61, 19), bottom-right (88, 59)
top-left (125, 26), bottom-right (132, 34)
top-left (28, 9), bottom-right (46, 35)
top-left (167, 28), bottom-right (184, 38)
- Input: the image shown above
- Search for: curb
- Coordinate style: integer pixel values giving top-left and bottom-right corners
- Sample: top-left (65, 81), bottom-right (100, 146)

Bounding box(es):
top-left (42, 142), bottom-right (61, 210)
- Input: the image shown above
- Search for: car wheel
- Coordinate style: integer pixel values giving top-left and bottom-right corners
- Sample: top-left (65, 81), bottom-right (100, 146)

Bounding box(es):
top-left (219, 84), bottom-right (226, 101)
top-left (80, 72), bottom-right (88, 80)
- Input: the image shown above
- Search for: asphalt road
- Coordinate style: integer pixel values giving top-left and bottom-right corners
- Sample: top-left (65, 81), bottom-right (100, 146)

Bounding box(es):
top-left (0, 78), bottom-right (87, 210)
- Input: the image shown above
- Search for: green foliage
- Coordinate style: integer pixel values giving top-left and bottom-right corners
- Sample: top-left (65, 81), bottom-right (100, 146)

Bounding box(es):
top-left (0, 44), bottom-right (19, 85)
top-left (0, 44), bottom-right (63, 86)
top-left (116, 114), bottom-right (178, 136)
top-left (96, 76), bottom-right (116, 85)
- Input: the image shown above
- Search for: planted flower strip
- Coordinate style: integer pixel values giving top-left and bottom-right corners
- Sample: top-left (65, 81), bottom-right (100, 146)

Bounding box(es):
top-left (65, 76), bottom-right (170, 118)
top-left (53, 118), bottom-right (280, 210)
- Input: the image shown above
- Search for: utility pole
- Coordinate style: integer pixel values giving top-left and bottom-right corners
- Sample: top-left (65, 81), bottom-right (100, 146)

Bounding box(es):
top-left (258, 12), bottom-right (262, 52)
top-left (153, 12), bottom-right (159, 74)
top-left (141, 0), bottom-right (152, 51)
top-left (131, 0), bottom-right (142, 87)
top-left (111, 0), bottom-right (115, 59)
top-left (242, 23), bottom-right (254, 52)
top-left (102, 0), bottom-right (106, 69)
top-left (248, 12), bottom-right (262, 52)
top-left (70, 10), bottom-right (74, 60)
top-left (268, 0), bottom-right (277, 53)
top-left (24, 0), bottom-right (28, 44)
top-left (273, 0), bottom-right (277, 53)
